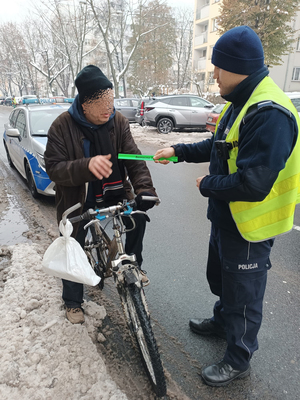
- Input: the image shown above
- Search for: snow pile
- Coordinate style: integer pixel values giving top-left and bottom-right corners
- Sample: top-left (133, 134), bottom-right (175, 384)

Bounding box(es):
top-left (0, 244), bottom-right (128, 400)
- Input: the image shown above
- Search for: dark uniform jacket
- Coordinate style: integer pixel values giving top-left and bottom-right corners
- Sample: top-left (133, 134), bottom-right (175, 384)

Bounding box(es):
top-left (173, 66), bottom-right (298, 234)
top-left (45, 110), bottom-right (156, 236)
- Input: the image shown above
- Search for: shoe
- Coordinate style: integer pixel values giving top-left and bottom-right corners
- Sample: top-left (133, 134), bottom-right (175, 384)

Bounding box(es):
top-left (189, 318), bottom-right (227, 339)
top-left (66, 307), bottom-right (85, 324)
top-left (201, 360), bottom-right (250, 387)
top-left (139, 270), bottom-right (150, 287)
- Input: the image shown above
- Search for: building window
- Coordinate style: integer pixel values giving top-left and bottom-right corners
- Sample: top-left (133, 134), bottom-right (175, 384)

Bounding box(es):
top-left (297, 37), bottom-right (300, 51)
top-left (292, 67), bottom-right (300, 81)
top-left (213, 0), bottom-right (220, 3)
top-left (212, 18), bottom-right (218, 32)
top-left (208, 45), bottom-right (214, 60)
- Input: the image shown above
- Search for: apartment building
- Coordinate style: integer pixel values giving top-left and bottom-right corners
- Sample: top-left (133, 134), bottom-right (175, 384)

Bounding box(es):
top-left (192, 0), bottom-right (222, 94)
top-left (192, 1), bottom-right (300, 94)
top-left (268, 11), bottom-right (300, 92)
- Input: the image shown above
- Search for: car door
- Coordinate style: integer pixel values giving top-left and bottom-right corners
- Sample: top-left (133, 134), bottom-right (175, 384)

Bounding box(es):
top-left (5, 109), bottom-right (20, 166)
top-left (189, 97), bottom-right (214, 127)
top-left (168, 97), bottom-right (191, 126)
top-left (13, 109), bottom-right (28, 175)
top-left (114, 99), bottom-right (133, 121)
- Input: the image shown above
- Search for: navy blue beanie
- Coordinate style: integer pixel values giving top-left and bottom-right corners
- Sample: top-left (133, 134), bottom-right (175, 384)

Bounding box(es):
top-left (75, 65), bottom-right (113, 104)
top-left (211, 26), bottom-right (264, 75)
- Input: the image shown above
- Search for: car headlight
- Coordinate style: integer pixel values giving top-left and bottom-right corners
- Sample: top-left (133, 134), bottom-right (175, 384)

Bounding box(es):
top-left (36, 152), bottom-right (46, 169)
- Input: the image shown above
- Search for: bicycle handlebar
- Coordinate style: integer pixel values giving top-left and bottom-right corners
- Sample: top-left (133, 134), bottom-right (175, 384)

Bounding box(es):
top-left (65, 196), bottom-right (160, 225)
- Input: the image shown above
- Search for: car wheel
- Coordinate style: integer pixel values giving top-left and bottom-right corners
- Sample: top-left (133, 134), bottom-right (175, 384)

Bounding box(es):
top-left (141, 119), bottom-right (146, 127)
top-left (4, 142), bottom-right (15, 168)
top-left (157, 118), bottom-right (173, 134)
top-left (25, 163), bottom-right (39, 198)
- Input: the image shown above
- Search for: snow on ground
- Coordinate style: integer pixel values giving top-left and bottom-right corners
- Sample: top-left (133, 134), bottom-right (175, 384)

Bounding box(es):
top-left (129, 124), bottom-right (212, 146)
top-left (0, 244), bottom-right (128, 400)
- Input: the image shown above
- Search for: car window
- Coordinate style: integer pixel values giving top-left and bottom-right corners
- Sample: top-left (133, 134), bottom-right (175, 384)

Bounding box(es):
top-left (115, 99), bottom-right (130, 107)
top-left (132, 99), bottom-right (139, 107)
top-left (9, 109), bottom-right (20, 128)
top-left (290, 98), bottom-right (300, 112)
top-left (168, 97), bottom-right (189, 107)
top-left (158, 98), bottom-right (171, 105)
top-left (15, 110), bottom-right (27, 138)
top-left (190, 97), bottom-right (210, 108)
top-left (29, 108), bottom-right (68, 136)
top-left (213, 103), bottom-right (226, 113)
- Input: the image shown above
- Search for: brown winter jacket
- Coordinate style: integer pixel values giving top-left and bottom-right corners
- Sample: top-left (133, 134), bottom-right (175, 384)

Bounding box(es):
top-left (44, 110), bottom-right (157, 237)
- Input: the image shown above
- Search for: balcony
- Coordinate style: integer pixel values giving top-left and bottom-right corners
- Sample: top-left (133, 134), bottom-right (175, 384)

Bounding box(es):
top-left (196, 5), bottom-right (209, 20)
top-left (194, 32), bottom-right (208, 46)
top-left (197, 58), bottom-right (207, 70)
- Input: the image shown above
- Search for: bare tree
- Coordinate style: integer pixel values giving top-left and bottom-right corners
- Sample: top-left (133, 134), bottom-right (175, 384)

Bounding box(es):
top-left (30, 0), bottom-right (102, 97)
top-left (0, 22), bottom-right (33, 96)
top-left (172, 7), bottom-right (193, 91)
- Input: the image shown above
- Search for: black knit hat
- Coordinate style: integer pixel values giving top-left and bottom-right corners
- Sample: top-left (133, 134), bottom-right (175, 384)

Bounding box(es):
top-left (212, 26), bottom-right (264, 75)
top-left (75, 65), bottom-right (113, 104)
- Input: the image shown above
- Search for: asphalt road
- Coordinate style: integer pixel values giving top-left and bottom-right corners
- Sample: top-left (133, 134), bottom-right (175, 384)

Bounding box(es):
top-left (1, 106), bottom-right (300, 400)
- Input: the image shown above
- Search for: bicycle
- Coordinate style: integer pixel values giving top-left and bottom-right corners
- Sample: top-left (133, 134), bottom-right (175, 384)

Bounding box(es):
top-left (62, 197), bottom-right (167, 398)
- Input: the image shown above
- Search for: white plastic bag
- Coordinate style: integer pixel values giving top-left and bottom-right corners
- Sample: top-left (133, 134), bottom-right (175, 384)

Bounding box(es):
top-left (42, 219), bottom-right (100, 286)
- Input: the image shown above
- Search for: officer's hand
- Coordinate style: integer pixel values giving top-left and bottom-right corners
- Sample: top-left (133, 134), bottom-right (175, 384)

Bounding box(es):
top-left (135, 192), bottom-right (157, 211)
top-left (89, 154), bottom-right (112, 180)
top-left (196, 176), bottom-right (206, 188)
top-left (153, 147), bottom-right (175, 164)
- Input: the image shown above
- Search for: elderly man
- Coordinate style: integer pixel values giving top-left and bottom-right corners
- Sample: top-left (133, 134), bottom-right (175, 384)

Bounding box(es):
top-left (45, 65), bottom-right (157, 324)
top-left (154, 26), bottom-right (300, 386)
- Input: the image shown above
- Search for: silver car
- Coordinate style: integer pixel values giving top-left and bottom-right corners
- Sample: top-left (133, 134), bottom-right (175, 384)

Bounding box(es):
top-left (144, 94), bottom-right (214, 134)
top-left (114, 98), bottom-right (139, 122)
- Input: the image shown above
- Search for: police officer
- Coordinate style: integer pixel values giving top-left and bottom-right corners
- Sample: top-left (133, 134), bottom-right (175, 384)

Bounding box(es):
top-left (154, 26), bottom-right (300, 386)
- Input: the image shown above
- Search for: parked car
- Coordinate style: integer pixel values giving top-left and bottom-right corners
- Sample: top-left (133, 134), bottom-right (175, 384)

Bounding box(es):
top-left (15, 96), bottom-right (23, 105)
top-left (0, 96), bottom-right (6, 105)
top-left (114, 98), bottom-right (139, 122)
top-left (205, 103), bottom-right (227, 133)
top-left (286, 92), bottom-right (300, 116)
top-left (21, 95), bottom-right (38, 103)
top-left (144, 94), bottom-right (215, 134)
top-left (3, 96), bottom-right (13, 106)
top-left (49, 96), bottom-right (67, 103)
top-left (3, 101), bottom-right (72, 198)
top-left (135, 97), bottom-right (159, 126)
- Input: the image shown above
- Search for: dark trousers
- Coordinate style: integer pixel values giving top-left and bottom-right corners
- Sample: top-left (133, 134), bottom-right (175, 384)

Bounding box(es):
top-left (62, 213), bottom-right (147, 308)
top-left (206, 223), bottom-right (274, 371)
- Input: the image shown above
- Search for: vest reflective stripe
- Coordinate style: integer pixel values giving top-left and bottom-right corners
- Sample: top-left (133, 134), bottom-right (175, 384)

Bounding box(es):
top-left (217, 77), bottom-right (300, 242)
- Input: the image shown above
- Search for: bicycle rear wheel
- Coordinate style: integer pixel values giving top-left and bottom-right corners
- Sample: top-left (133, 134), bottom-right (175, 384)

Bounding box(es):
top-left (125, 284), bottom-right (167, 397)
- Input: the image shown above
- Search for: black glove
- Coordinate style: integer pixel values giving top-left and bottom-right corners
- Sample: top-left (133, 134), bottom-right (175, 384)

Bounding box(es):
top-left (135, 192), bottom-right (157, 212)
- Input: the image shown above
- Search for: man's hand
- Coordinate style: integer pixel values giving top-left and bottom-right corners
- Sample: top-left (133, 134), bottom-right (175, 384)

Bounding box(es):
top-left (153, 147), bottom-right (175, 164)
top-left (135, 192), bottom-right (157, 211)
top-left (196, 176), bottom-right (206, 189)
top-left (89, 154), bottom-right (112, 180)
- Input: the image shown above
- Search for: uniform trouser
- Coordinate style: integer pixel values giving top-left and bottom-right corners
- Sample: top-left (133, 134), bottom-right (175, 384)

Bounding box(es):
top-left (62, 213), bottom-right (147, 308)
top-left (206, 223), bottom-right (274, 371)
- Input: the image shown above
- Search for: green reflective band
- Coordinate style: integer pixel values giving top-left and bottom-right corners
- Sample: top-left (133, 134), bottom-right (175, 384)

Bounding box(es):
top-left (118, 153), bottom-right (178, 162)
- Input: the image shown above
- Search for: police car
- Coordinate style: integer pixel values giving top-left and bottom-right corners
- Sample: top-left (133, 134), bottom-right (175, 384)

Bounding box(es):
top-left (3, 98), bottom-right (74, 198)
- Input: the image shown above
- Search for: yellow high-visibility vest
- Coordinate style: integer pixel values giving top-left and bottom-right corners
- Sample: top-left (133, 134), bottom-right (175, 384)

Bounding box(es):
top-left (214, 77), bottom-right (300, 242)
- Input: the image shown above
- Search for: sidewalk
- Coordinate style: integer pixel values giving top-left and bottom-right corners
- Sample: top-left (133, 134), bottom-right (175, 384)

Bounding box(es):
top-left (0, 243), bottom-right (128, 400)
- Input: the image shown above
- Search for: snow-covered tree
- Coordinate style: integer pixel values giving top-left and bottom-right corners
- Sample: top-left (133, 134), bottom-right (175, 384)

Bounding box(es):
top-left (218, 0), bottom-right (300, 66)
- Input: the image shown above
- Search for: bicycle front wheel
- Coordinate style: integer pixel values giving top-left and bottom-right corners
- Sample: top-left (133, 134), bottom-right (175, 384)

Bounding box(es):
top-left (125, 284), bottom-right (167, 397)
